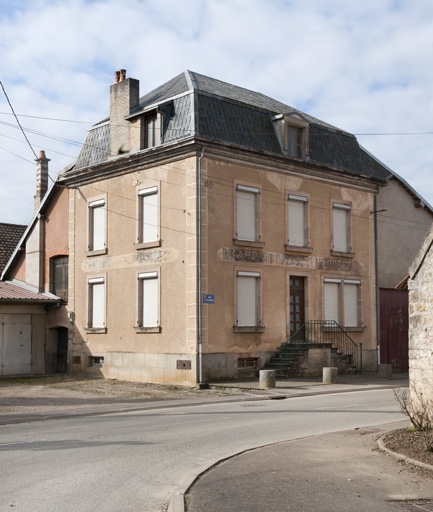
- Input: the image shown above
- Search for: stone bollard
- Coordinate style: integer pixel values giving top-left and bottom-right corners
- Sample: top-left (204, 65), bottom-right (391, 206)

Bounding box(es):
top-left (378, 364), bottom-right (393, 380)
top-left (323, 367), bottom-right (338, 384)
top-left (259, 370), bottom-right (276, 389)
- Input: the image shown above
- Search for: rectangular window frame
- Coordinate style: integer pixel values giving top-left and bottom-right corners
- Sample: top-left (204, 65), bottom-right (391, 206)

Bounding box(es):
top-left (285, 193), bottom-right (312, 253)
top-left (234, 269), bottom-right (264, 333)
top-left (86, 275), bottom-right (106, 333)
top-left (136, 185), bottom-right (161, 249)
top-left (331, 202), bottom-right (353, 257)
top-left (234, 183), bottom-right (264, 248)
top-left (135, 269), bottom-right (161, 333)
top-left (323, 277), bottom-right (362, 330)
top-left (141, 112), bottom-right (162, 149)
top-left (50, 256), bottom-right (69, 302)
top-left (87, 196), bottom-right (107, 256)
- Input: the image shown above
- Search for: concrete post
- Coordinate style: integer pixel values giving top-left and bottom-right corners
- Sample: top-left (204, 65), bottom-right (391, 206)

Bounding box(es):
top-left (378, 364), bottom-right (393, 380)
top-left (323, 367), bottom-right (338, 384)
top-left (259, 370), bottom-right (276, 389)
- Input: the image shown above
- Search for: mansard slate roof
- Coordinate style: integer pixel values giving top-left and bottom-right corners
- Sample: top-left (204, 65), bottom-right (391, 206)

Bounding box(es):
top-left (0, 222), bottom-right (26, 275)
top-left (74, 70), bottom-right (391, 181)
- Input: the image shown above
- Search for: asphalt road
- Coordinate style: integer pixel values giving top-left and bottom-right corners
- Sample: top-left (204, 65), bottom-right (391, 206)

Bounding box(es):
top-left (0, 388), bottom-right (405, 511)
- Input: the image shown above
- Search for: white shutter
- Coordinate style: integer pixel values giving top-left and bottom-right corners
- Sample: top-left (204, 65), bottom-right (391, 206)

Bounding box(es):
top-left (91, 281), bottom-right (105, 328)
top-left (324, 281), bottom-right (340, 323)
top-left (140, 273), bottom-right (158, 327)
top-left (288, 196), bottom-right (306, 246)
top-left (333, 205), bottom-right (348, 252)
top-left (237, 273), bottom-right (259, 326)
top-left (91, 203), bottom-right (105, 251)
top-left (237, 188), bottom-right (258, 241)
top-left (344, 281), bottom-right (360, 327)
top-left (140, 188), bottom-right (158, 243)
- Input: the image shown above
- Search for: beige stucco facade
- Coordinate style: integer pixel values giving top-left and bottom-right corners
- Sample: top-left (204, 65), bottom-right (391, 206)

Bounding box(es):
top-left (377, 177), bottom-right (433, 289)
top-left (64, 143), bottom-right (379, 384)
top-left (68, 154), bottom-right (200, 385)
top-left (200, 151), bottom-right (378, 379)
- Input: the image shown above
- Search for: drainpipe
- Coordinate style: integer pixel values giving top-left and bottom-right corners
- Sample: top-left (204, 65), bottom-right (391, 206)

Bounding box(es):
top-left (374, 191), bottom-right (381, 366)
top-left (197, 147), bottom-right (207, 388)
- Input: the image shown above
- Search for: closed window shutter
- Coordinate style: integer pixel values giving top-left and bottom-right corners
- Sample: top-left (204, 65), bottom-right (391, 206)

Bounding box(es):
top-left (140, 273), bottom-right (158, 327)
top-left (324, 281), bottom-right (340, 323)
top-left (91, 204), bottom-right (105, 251)
top-left (288, 197), bottom-right (306, 246)
top-left (140, 188), bottom-right (158, 243)
top-left (237, 273), bottom-right (258, 326)
top-left (344, 282), bottom-right (359, 327)
top-left (91, 281), bottom-right (105, 328)
top-left (333, 207), bottom-right (348, 252)
top-left (237, 190), bottom-right (257, 241)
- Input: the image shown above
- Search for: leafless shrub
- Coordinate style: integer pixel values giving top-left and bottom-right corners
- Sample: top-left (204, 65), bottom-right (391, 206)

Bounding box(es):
top-left (393, 387), bottom-right (433, 451)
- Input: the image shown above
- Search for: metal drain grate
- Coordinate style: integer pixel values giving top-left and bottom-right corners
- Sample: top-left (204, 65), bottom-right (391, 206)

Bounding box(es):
top-left (390, 500), bottom-right (433, 511)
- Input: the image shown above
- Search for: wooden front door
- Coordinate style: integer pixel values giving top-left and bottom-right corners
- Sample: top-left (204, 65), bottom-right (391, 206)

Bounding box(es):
top-left (290, 276), bottom-right (305, 337)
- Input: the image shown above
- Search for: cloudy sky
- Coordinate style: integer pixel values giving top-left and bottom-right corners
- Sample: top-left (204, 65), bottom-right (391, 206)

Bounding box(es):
top-left (0, 0), bottom-right (432, 225)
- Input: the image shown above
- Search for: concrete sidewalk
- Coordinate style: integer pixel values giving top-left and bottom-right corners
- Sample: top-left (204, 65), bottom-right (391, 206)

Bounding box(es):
top-left (176, 373), bottom-right (433, 512)
top-left (185, 420), bottom-right (433, 512)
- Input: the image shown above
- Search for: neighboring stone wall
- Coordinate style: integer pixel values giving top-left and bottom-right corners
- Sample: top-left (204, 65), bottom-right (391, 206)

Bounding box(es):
top-left (409, 233), bottom-right (433, 408)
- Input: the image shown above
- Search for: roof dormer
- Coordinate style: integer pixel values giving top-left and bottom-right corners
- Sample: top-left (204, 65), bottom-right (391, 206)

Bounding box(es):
top-left (272, 113), bottom-right (309, 160)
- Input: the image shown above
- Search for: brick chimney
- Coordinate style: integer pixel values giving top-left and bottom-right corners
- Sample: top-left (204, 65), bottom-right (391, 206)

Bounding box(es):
top-left (110, 69), bottom-right (139, 156)
top-left (34, 150), bottom-right (50, 211)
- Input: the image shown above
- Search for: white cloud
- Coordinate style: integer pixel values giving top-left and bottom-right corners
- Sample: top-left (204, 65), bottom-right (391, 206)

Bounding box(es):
top-left (0, 0), bottom-right (432, 224)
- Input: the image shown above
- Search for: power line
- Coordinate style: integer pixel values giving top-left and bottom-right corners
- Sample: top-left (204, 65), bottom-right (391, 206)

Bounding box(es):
top-left (0, 111), bottom-right (92, 124)
top-left (0, 81), bottom-right (38, 159)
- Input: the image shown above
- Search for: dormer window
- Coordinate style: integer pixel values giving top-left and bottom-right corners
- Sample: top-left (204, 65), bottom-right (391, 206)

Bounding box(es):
top-left (139, 109), bottom-right (162, 149)
top-left (287, 126), bottom-right (302, 158)
top-left (272, 114), bottom-right (309, 160)
top-left (141, 112), bottom-right (161, 149)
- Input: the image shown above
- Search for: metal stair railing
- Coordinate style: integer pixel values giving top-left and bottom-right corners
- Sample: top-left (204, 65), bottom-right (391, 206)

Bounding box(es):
top-left (287, 320), bottom-right (362, 371)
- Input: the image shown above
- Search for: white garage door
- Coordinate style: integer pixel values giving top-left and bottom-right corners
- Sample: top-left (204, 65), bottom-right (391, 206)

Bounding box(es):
top-left (0, 314), bottom-right (32, 376)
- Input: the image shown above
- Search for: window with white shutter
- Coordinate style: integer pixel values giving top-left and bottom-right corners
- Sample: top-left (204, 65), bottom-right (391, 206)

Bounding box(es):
top-left (288, 195), bottom-right (307, 247)
top-left (324, 277), bottom-right (361, 328)
top-left (236, 185), bottom-right (259, 242)
top-left (332, 203), bottom-right (351, 253)
top-left (236, 271), bottom-right (261, 328)
top-left (136, 270), bottom-right (161, 332)
top-left (87, 277), bottom-right (105, 330)
top-left (138, 187), bottom-right (159, 245)
top-left (343, 280), bottom-right (361, 327)
top-left (88, 199), bottom-right (106, 253)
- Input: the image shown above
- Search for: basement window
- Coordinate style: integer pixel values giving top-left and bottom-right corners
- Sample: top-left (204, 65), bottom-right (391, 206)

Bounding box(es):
top-left (89, 356), bottom-right (104, 367)
top-left (238, 357), bottom-right (258, 369)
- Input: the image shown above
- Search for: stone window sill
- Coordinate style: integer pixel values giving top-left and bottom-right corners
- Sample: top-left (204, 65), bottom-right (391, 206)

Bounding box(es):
top-left (134, 326), bottom-right (162, 333)
top-left (84, 327), bottom-right (107, 334)
top-left (233, 239), bottom-right (265, 249)
top-left (233, 326), bottom-right (265, 333)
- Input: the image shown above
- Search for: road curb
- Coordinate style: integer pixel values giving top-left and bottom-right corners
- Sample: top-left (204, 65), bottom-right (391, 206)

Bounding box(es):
top-left (377, 434), bottom-right (433, 472)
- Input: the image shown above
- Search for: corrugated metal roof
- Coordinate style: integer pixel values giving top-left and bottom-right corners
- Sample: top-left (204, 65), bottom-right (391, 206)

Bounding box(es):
top-left (0, 281), bottom-right (59, 302)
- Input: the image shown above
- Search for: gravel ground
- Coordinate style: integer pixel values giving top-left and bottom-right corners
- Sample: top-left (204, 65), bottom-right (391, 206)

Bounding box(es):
top-left (0, 374), bottom-right (240, 416)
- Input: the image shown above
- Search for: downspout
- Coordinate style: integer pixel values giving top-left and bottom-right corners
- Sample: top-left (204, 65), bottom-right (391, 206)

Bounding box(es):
top-left (374, 191), bottom-right (381, 367)
top-left (197, 147), bottom-right (206, 388)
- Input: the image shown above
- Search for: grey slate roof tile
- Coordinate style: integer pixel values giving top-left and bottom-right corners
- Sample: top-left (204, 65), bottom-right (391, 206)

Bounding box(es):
top-left (71, 70), bottom-right (391, 182)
